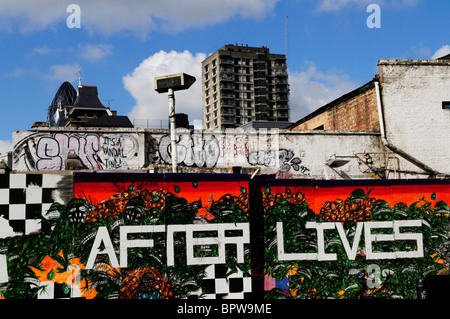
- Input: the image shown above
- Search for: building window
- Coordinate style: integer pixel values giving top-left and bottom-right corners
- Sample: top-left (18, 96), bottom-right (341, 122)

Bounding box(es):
top-left (442, 101), bottom-right (450, 109)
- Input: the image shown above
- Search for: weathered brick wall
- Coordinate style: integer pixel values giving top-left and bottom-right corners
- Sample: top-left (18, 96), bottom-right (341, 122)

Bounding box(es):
top-left (327, 86), bottom-right (379, 130)
top-left (292, 83), bottom-right (380, 131)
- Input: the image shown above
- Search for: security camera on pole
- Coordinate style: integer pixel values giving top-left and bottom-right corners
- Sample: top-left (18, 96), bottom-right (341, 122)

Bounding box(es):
top-left (154, 73), bottom-right (196, 173)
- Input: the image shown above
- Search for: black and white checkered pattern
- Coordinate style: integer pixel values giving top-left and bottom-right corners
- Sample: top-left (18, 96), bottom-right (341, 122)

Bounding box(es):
top-left (190, 264), bottom-right (253, 299)
top-left (0, 173), bottom-right (62, 236)
top-left (36, 281), bottom-right (82, 299)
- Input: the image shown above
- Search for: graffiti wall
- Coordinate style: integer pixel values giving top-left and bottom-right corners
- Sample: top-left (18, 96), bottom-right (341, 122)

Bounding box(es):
top-left (0, 172), bottom-right (253, 299)
top-left (13, 130), bottom-right (145, 172)
top-left (147, 129), bottom-right (382, 178)
top-left (0, 173), bottom-right (65, 236)
top-left (0, 172), bottom-right (448, 299)
top-left (259, 179), bottom-right (450, 299)
top-left (13, 128), bottom-right (382, 179)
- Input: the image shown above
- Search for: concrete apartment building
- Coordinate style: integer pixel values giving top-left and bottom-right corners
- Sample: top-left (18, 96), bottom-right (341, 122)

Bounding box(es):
top-left (202, 44), bottom-right (289, 129)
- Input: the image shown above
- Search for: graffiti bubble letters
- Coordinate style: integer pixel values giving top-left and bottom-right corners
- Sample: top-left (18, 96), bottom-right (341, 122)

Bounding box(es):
top-left (34, 133), bottom-right (139, 171)
top-left (247, 149), bottom-right (309, 174)
top-left (159, 132), bottom-right (220, 168)
top-left (36, 133), bottom-right (100, 170)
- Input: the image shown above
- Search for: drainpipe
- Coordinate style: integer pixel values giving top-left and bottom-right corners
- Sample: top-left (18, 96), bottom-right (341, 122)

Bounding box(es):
top-left (374, 81), bottom-right (439, 178)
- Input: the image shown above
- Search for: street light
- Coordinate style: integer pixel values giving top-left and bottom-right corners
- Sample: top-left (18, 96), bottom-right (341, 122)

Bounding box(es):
top-left (154, 73), bottom-right (196, 173)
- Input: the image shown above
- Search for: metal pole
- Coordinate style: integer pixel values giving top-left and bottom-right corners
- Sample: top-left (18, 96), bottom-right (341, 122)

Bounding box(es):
top-left (168, 88), bottom-right (177, 173)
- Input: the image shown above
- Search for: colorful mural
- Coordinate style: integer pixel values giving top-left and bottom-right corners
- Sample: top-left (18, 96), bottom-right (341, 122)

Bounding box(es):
top-left (0, 173), bottom-right (252, 299)
top-left (260, 180), bottom-right (450, 299)
top-left (0, 174), bottom-right (449, 299)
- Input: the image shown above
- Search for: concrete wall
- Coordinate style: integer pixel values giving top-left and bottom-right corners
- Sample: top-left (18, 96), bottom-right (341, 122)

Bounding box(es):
top-left (13, 128), bottom-right (384, 179)
top-left (144, 128), bottom-right (384, 179)
top-left (13, 128), bottom-right (146, 172)
top-left (379, 59), bottom-right (450, 177)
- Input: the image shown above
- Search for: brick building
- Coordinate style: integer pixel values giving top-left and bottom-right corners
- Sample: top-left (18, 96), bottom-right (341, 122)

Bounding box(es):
top-left (289, 78), bottom-right (380, 131)
top-left (289, 56), bottom-right (450, 179)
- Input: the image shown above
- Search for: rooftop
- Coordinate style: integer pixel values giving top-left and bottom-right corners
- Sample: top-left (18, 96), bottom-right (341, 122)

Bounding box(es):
top-left (81, 115), bottom-right (134, 128)
top-left (238, 121), bottom-right (293, 130)
top-left (70, 85), bottom-right (109, 114)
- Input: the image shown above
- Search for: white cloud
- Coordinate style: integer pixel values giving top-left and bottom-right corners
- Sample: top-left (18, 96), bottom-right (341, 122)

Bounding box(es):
top-left (408, 43), bottom-right (432, 58)
top-left (6, 67), bottom-right (25, 78)
top-left (317, 0), bottom-right (372, 11)
top-left (431, 45), bottom-right (450, 60)
top-left (47, 63), bottom-right (81, 82)
top-left (0, 0), bottom-right (67, 33)
top-left (0, 140), bottom-right (12, 154)
top-left (0, 0), bottom-right (278, 36)
top-left (32, 45), bottom-right (61, 55)
top-left (316, 0), bottom-right (419, 11)
top-left (123, 50), bottom-right (205, 125)
top-left (288, 62), bottom-right (359, 121)
top-left (124, 54), bottom-right (359, 126)
top-left (78, 43), bottom-right (113, 61)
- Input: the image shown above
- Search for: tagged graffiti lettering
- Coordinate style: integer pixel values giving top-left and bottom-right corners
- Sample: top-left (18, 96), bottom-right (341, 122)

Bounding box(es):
top-left (247, 149), bottom-right (310, 174)
top-left (101, 135), bottom-right (139, 169)
top-left (36, 133), bottom-right (101, 170)
top-left (159, 132), bottom-right (220, 168)
top-left (21, 132), bottom-right (139, 171)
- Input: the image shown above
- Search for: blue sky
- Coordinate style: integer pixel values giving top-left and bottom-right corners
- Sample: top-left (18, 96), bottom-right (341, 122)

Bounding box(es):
top-left (0, 0), bottom-right (449, 153)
